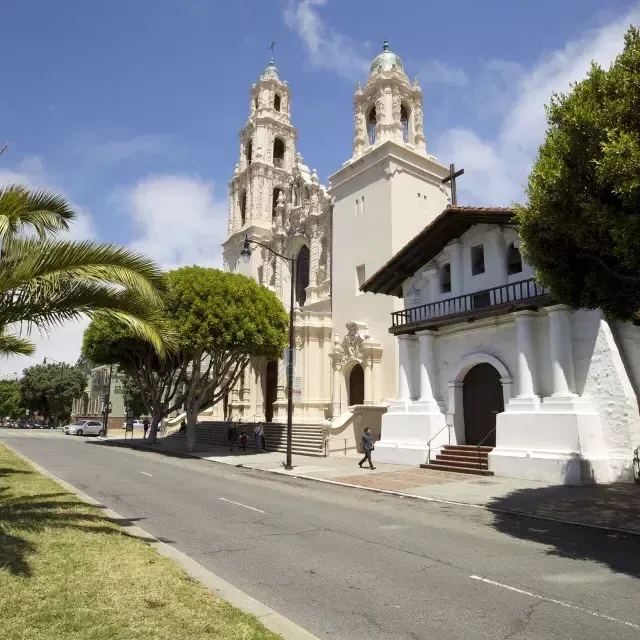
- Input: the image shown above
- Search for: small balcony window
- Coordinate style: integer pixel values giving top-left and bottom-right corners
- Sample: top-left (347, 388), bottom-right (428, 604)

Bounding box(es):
top-left (471, 244), bottom-right (485, 276)
top-left (507, 242), bottom-right (523, 275)
top-left (440, 263), bottom-right (451, 293)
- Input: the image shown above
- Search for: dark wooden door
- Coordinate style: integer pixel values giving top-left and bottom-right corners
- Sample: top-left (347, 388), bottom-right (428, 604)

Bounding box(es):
top-left (349, 364), bottom-right (365, 406)
top-left (463, 363), bottom-right (503, 446)
top-left (265, 361), bottom-right (278, 423)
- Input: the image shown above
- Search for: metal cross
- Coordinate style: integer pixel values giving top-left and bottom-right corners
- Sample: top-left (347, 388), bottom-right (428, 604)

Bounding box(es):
top-left (441, 163), bottom-right (465, 206)
top-left (269, 40), bottom-right (276, 57)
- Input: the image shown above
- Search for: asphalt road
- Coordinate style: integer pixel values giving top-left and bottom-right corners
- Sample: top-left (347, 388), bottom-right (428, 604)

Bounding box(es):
top-left (3, 431), bottom-right (640, 640)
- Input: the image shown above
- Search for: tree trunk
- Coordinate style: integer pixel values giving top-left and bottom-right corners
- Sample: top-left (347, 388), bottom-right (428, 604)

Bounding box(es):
top-left (185, 409), bottom-right (198, 452)
top-left (148, 413), bottom-right (162, 444)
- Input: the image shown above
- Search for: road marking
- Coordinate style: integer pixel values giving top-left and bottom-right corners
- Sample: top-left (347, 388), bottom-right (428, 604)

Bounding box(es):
top-left (140, 471), bottom-right (153, 477)
top-left (219, 497), bottom-right (265, 513)
top-left (470, 575), bottom-right (639, 630)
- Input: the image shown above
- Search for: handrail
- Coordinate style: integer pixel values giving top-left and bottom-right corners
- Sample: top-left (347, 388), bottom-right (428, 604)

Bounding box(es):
top-left (427, 423), bottom-right (452, 464)
top-left (391, 278), bottom-right (549, 329)
top-left (476, 425), bottom-right (497, 469)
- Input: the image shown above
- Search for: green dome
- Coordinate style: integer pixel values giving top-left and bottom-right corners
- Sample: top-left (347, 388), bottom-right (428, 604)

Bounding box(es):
top-left (369, 40), bottom-right (404, 75)
top-left (261, 58), bottom-right (279, 80)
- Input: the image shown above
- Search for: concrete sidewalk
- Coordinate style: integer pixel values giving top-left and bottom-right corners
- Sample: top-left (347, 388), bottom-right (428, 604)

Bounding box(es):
top-left (107, 435), bottom-right (640, 536)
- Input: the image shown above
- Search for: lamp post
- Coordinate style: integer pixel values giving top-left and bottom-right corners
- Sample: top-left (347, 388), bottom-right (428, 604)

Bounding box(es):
top-left (241, 234), bottom-right (295, 470)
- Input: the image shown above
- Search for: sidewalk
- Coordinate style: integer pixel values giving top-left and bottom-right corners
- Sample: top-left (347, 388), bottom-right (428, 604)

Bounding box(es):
top-left (107, 435), bottom-right (640, 536)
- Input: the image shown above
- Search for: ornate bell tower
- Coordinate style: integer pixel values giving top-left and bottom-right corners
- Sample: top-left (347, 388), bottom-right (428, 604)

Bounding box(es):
top-left (226, 57), bottom-right (298, 245)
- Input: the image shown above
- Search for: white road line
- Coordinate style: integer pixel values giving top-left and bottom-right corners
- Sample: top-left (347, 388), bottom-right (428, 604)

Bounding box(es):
top-left (140, 471), bottom-right (153, 477)
top-left (470, 575), bottom-right (639, 630)
top-left (219, 497), bottom-right (265, 513)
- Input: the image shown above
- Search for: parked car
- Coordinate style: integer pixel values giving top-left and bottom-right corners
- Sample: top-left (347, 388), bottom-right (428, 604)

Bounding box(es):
top-left (63, 420), bottom-right (104, 436)
top-left (121, 419), bottom-right (144, 430)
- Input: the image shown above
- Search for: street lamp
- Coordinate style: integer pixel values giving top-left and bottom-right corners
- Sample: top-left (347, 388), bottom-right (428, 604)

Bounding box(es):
top-left (241, 234), bottom-right (295, 470)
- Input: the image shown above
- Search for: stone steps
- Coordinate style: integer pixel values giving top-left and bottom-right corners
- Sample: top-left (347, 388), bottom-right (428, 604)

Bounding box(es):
top-left (420, 444), bottom-right (494, 476)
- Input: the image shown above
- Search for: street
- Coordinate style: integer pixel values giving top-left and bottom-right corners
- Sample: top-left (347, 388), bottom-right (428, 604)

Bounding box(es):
top-left (2, 431), bottom-right (639, 640)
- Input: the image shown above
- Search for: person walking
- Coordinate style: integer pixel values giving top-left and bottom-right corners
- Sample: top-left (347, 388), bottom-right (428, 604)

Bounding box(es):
top-left (240, 430), bottom-right (248, 452)
top-left (227, 423), bottom-right (238, 452)
top-left (143, 417), bottom-right (150, 440)
top-left (254, 423), bottom-right (264, 452)
top-left (358, 427), bottom-right (376, 470)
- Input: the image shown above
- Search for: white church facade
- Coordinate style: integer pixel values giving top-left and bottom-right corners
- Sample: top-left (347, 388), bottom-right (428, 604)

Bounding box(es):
top-left (361, 206), bottom-right (640, 485)
top-left (218, 42), bottom-right (452, 450)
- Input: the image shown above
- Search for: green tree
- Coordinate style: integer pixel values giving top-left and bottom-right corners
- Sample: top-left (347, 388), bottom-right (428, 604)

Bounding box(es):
top-left (82, 315), bottom-right (187, 443)
top-left (515, 27), bottom-right (640, 321)
top-left (0, 185), bottom-right (173, 358)
top-left (120, 375), bottom-right (148, 418)
top-left (0, 380), bottom-right (23, 420)
top-left (19, 363), bottom-right (87, 428)
top-left (167, 267), bottom-right (288, 452)
top-left (83, 268), bottom-right (288, 450)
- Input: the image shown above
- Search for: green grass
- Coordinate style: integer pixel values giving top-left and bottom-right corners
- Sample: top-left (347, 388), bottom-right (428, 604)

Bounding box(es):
top-left (0, 444), bottom-right (280, 640)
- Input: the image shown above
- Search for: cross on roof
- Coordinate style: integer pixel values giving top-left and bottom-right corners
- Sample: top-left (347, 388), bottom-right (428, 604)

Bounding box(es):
top-left (269, 40), bottom-right (276, 57)
top-left (441, 163), bottom-right (465, 206)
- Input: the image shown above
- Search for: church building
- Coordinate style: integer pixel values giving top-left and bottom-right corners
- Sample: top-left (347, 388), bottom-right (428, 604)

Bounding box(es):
top-left (219, 41), bottom-right (453, 452)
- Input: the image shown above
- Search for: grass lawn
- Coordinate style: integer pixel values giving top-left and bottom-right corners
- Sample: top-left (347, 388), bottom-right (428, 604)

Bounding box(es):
top-left (0, 444), bottom-right (280, 640)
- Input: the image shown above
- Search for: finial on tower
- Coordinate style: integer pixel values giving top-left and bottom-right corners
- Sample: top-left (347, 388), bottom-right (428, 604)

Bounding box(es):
top-left (382, 39), bottom-right (390, 52)
top-left (269, 40), bottom-right (276, 61)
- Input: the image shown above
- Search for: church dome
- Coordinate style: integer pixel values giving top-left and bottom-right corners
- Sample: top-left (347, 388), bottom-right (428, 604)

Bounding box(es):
top-left (369, 40), bottom-right (404, 75)
top-left (261, 58), bottom-right (280, 80)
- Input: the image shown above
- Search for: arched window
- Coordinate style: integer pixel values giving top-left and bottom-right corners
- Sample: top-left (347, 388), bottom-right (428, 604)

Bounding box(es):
top-left (240, 190), bottom-right (247, 226)
top-left (507, 242), bottom-right (523, 275)
top-left (295, 245), bottom-right (310, 307)
top-left (246, 139), bottom-right (253, 165)
top-left (254, 97), bottom-right (258, 111)
top-left (272, 188), bottom-right (282, 220)
top-left (274, 93), bottom-right (281, 112)
top-left (273, 138), bottom-right (285, 168)
top-left (440, 263), bottom-right (451, 293)
top-left (400, 104), bottom-right (410, 143)
top-left (367, 106), bottom-right (377, 145)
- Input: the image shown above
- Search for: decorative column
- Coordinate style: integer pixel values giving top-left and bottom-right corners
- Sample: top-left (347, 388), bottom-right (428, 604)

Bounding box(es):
top-left (547, 305), bottom-right (576, 397)
top-left (309, 224), bottom-right (319, 289)
top-left (331, 361), bottom-right (342, 417)
top-left (363, 357), bottom-right (373, 405)
top-left (397, 335), bottom-right (414, 403)
top-left (514, 311), bottom-right (539, 402)
top-left (416, 330), bottom-right (438, 405)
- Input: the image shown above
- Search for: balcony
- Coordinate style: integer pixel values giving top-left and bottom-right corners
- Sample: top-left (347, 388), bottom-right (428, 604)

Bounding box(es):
top-left (391, 278), bottom-right (551, 334)
top-left (274, 158), bottom-right (284, 168)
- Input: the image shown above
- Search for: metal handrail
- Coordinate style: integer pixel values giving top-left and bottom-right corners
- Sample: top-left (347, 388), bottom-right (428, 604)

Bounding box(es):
top-left (427, 423), bottom-right (452, 464)
top-left (391, 278), bottom-right (549, 329)
top-left (476, 425), bottom-right (497, 468)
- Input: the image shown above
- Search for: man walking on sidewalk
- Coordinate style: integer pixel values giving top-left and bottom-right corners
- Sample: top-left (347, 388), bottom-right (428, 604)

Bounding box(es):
top-left (227, 423), bottom-right (237, 452)
top-left (358, 428), bottom-right (376, 470)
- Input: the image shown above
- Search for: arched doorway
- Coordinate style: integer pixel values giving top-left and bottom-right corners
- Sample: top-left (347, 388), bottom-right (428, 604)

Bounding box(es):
top-left (462, 363), bottom-right (503, 446)
top-left (349, 363), bottom-right (365, 406)
top-left (265, 361), bottom-right (278, 423)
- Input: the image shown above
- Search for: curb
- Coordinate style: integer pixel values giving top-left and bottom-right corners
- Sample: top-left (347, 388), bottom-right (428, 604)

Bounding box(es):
top-left (106, 439), bottom-right (640, 539)
top-left (4, 442), bottom-right (320, 640)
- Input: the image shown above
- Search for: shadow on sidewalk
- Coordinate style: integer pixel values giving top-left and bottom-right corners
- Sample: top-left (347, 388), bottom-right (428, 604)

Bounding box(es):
top-left (488, 482), bottom-right (640, 579)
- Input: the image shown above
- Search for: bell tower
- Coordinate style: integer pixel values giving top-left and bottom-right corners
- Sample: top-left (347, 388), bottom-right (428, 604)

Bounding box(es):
top-left (226, 57), bottom-right (298, 246)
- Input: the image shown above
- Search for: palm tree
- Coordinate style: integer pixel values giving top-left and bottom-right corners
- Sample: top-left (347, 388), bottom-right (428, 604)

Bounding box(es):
top-left (0, 185), bottom-right (172, 358)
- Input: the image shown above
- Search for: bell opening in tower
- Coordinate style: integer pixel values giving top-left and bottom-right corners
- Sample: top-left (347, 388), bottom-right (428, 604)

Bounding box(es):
top-left (273, 138), bottom-right (285, 168)
top-left (274, 93), bottom-right (281, 112)
top-left (246, 140), bottom-right (253, 165)
top-left (401, 104), bottom-right (410, 143)
top-left (367, 107), bottom-right (377, 145)
top-left (240, 190), bottom-right (247, 226)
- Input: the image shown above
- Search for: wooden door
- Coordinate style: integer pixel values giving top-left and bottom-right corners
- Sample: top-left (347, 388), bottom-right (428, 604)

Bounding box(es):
top-left (463, 363), bottom-right (503, 446)
top-left (349, 364), bottom-right (365, 406)
top-left (265, 361), bottom-right (278, 423)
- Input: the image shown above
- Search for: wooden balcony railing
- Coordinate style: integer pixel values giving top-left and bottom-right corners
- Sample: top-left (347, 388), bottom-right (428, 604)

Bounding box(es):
top-left (391, 278), bottom-right (550, 332)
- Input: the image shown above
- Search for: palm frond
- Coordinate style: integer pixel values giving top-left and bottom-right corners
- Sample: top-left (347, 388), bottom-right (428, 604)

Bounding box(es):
top-left (0, 185), bottom-right (75, 245)
top-left (0, 331), bottom-right (35, 357)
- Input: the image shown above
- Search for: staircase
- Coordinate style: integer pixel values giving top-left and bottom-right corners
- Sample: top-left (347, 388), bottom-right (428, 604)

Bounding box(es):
top-left (164, 421), bottom-right (326, 457)
top-left (420, 444), bottom-right (494, 476)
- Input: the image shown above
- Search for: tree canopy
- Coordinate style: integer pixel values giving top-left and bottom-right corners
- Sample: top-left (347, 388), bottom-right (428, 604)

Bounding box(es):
top-left (515, 26), bottom-right (640, 321)
top-left (19, 363), bottom-right (87, 425)
top-left (0, 380), bottom-right (23, 419)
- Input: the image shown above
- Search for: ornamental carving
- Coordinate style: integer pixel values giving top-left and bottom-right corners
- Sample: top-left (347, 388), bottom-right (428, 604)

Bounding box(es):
top-left (341, 321), bottom-right (364, 360)
top-left (375, 94), bottom-right (385, 119)
top-left (392, 93), bottom-right (401, 122)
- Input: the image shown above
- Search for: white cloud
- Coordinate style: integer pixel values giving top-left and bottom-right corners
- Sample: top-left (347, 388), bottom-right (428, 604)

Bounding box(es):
top-left (283, 0), bottom-right (369, 81)
top-left (123, 174), bottom-right (227, 270)
top-left (433, 8), bottom-right (640, 206)
top-left (415, 59), bottom-right (468, 87)
top-left (0, 155), bottom-right (96, 377)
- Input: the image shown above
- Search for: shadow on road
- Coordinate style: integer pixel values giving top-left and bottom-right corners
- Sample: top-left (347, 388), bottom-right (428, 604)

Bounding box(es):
top-left (488, 482), bottom-right (640, 579)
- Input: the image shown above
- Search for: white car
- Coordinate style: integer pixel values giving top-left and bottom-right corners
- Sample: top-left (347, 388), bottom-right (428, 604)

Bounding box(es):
top-left (64, 420), bottom-right (104, 436)
top-left (121, 419), bottom-right (145, 430)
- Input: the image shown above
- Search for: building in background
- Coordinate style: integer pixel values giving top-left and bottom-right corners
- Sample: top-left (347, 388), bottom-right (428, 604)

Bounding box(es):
top-left (72, 361), bottom-right (126, 430)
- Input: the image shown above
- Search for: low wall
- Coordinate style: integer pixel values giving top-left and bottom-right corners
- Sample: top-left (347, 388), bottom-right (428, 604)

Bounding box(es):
top-left (326, 405), bottom-right (387, 457)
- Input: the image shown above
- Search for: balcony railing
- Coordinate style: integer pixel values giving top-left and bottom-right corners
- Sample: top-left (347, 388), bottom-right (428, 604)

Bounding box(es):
top-left (391, 278), bottom-right (550, 332)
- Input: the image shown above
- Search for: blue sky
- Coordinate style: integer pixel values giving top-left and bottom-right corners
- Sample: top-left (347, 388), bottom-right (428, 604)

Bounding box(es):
top-left (1, 0), bottom-right (639, 372)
